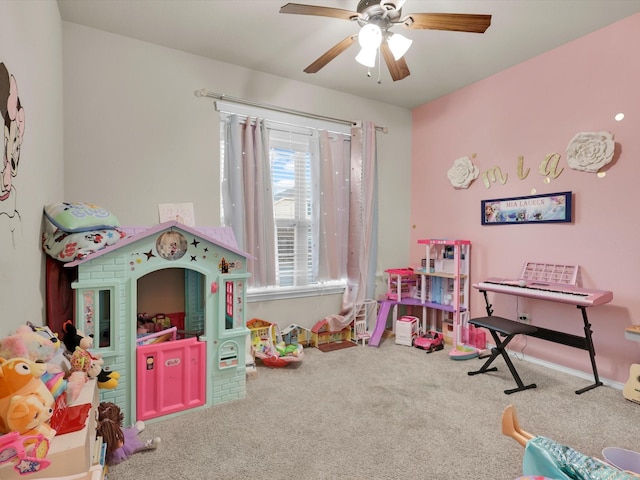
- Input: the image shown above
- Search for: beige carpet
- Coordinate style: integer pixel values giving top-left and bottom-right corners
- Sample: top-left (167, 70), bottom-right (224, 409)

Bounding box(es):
top-left (107, 338), bottom-right (638, 480)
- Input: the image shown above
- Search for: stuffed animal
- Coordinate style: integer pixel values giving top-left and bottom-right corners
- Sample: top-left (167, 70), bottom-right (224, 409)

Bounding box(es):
top-left (0, 323), bottom-right (83, 402)
top-left (0, 357), bottom-right (56, 439)
top-left (69, 347), bottom-right (120, 390)
top-left (61, 320), bottom-right (94, 354)
top-left (27, 321), bottom-right (72, 373)
top-left (0, 326), bottom-right (56, 364)
top-left (7, 393), bottom-right (56, 440)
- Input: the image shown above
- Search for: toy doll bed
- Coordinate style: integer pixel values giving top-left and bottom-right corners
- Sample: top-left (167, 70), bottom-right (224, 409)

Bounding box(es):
top-left (253, 323), bottom-right (304, 367)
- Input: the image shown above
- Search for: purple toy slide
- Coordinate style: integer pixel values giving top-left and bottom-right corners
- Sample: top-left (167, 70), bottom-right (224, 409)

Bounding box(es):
top-left (369, 301), bottom-right (392, 347)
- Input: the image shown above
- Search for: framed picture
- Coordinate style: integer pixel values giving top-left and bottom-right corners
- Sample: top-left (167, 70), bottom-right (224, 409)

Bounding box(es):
top-left (481, 191), bottom-right (572, 225)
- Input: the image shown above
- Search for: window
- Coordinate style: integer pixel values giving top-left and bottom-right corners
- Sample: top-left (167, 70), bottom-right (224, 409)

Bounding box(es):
top-left (219, 105), bottom-right (350, 298)
top-left (76, 284), bottom-right (117, 351)
top-left (270, 130), bottom-right (313, 287)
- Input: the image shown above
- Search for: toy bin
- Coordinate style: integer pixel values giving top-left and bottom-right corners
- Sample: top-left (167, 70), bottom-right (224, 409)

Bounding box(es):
top-left (395, 315), bottom-right (419, 346)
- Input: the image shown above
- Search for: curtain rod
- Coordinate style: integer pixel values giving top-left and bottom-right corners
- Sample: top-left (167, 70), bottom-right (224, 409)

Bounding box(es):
top-left (194, 89), bottom-right (387, 133)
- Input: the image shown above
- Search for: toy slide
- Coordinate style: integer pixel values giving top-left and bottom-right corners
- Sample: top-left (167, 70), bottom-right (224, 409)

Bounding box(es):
top-left (369, 301), bottom-right (392, 347)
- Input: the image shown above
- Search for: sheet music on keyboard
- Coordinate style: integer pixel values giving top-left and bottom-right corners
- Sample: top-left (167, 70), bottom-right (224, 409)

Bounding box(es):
top-left (519, 262), bottom-right (578, 285)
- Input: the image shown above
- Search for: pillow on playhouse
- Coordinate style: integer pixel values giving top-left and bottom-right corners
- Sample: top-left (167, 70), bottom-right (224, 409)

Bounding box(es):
top-left (44, 202), bottom-right (120, 233)
top-left (42, 220), bottom-right (127, 263)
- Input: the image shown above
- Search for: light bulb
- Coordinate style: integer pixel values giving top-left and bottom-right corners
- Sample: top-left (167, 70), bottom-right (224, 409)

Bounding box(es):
top-left (358, 24), bottom-right (382, 50)
top-left (387, 33), bottom-right (412, 60)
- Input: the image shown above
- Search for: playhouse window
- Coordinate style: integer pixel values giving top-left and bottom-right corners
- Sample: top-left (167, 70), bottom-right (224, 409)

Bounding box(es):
top-left (77, 286), bottom-right (116, 351)
top-left (221, 275), bottom-right (245, 333)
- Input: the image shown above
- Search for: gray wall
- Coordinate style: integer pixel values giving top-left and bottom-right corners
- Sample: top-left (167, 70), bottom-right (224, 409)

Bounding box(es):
top-left (0, 1), bottom-right (64, 331)
top-left (61, 22), bottom-right (412, 330)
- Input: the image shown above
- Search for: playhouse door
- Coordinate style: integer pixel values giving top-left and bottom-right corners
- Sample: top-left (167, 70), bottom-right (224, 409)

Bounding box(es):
top-left (185, 270), bottom-right (205, 333)
top-left (136, 337), bottom-right (206, 421)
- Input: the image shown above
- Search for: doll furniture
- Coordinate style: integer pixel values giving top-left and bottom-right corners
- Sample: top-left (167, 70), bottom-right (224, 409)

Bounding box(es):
top-left (353, 317), bottom-right (371, 346)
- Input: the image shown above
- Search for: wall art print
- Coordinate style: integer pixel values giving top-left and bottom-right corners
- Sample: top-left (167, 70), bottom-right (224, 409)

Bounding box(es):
top-left (482, 191), bottom-right (572, 225)
top-left (1, 62), bottom-right (25, 236)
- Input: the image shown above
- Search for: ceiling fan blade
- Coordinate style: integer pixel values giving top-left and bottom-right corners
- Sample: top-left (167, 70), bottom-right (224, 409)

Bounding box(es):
top-left (279, 3), bottom-right (358, 21)
top-left (403, 13), bottom-right (491, 33)
top-left (304, 34), bottom-right (357, 74)
top-left (381, 42), bottom-right (410, 81)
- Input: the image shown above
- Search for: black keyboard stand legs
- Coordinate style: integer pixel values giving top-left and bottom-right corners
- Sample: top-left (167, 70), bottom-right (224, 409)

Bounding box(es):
top-left (467, 316), bottom-right (538, 395)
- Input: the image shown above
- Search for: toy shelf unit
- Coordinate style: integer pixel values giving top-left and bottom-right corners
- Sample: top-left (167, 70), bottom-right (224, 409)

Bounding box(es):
top-left (0, 379), bottom-right (103, 480)
top-left (414, 239), bottom-right (472, 351)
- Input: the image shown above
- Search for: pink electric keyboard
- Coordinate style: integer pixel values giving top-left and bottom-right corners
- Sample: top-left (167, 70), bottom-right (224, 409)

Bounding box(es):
top-left (473, 278), bottom-right (613, 306)
top-left (473, 261), bottom-right (613, 307)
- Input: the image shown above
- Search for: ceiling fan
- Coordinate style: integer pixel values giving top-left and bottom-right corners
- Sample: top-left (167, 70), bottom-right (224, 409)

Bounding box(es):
top-left (280, 1), bottom-right (491, 82)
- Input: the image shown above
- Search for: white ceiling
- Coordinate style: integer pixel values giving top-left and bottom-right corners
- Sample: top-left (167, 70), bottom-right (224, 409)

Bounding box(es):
top-left (56, 0), bottom-right (640, 110)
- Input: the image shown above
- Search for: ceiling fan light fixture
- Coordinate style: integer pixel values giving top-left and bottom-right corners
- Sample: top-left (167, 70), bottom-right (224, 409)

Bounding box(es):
top-left (355, 47), bottom-right (377, 68)
top-left (387, 32), bottom-right (412, 60)
top-left (358, 23), bottom-right (382, 50)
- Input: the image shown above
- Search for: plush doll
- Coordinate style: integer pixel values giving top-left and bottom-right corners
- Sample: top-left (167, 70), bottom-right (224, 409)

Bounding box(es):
top-left (0, 357), bottom-right (56, 440)
top-left (0, 326), bottom-right (56, 365)
top-left (61, 320), bottom-right (94, 354)
top-left (0, 324), bottom-right (83, 403)
top-left (69, 347), bottom-right (120, 389)
top-left (96, 401), bottom-right (160, 466)
top-left (26, 321), bottom-right (72, 373)
top-left (7, 393), bottom-right (56, 440)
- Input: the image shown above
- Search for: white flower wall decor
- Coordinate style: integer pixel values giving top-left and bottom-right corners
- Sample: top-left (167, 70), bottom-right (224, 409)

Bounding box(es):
top-left (566, 131), bottom-right (615, 173)
top-left (447, 156), bottom-right (479, 189)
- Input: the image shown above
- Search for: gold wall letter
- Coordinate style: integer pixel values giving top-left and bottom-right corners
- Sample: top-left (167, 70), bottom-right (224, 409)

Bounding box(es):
top-left (482, 166), bottom-right (508, 188)
top-left (539, 153), bottom-right (564, 179)
top-left (517, 155), bottom-right (530, 179)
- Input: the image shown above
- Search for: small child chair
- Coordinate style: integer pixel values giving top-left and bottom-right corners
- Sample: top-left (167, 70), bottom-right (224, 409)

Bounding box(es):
top-left (353, 318), bottom-right (371, 346)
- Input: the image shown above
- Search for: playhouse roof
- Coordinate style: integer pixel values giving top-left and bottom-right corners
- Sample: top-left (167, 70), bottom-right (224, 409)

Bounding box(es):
top-left (65, 221), bottom-right (253, 267)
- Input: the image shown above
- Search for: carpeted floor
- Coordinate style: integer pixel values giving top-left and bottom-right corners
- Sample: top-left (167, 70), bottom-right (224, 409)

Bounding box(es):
top-left (106, 337), bottom-right (638, 480)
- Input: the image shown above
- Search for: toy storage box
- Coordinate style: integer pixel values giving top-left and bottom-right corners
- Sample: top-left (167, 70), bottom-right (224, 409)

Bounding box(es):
top-left (395, 316), bottom-right (419, 346)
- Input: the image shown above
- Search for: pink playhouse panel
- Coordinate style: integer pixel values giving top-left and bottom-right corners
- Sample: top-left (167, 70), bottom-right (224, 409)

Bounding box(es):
top-left (136, 336), bottom-right (206, 421)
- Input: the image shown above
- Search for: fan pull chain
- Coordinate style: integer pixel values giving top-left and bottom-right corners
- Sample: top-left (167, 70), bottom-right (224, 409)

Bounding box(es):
top-left (377, 47), bottom-right (382, 84)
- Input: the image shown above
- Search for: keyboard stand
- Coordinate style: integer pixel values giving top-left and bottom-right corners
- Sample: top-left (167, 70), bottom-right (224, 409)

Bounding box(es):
top-left (467, 316), bottom-right (539, 394)
top-left (478, 291), bottom-right (604, 394)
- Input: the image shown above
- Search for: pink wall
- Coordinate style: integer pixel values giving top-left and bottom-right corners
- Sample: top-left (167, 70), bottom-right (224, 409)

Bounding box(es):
top-left (410, 14), bottom-right (640, 384)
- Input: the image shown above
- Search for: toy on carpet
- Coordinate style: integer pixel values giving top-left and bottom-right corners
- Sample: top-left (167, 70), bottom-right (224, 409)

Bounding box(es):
top-left (414, 330), bottom-right (444, 353)
top-left (96, 401), bottom-right (160, 466)
top-left (502, 404), bottom-right (640, 479)
top-left (0, 430), bottom-right (51, 475)
top-left (69, 347), bottom-right (120, 390)
top-left (0, 357), bottom-right (56, 440)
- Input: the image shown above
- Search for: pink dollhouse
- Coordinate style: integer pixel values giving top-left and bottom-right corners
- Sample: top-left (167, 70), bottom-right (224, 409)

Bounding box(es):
top-left (59, 221), bottom-right (252, 425)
